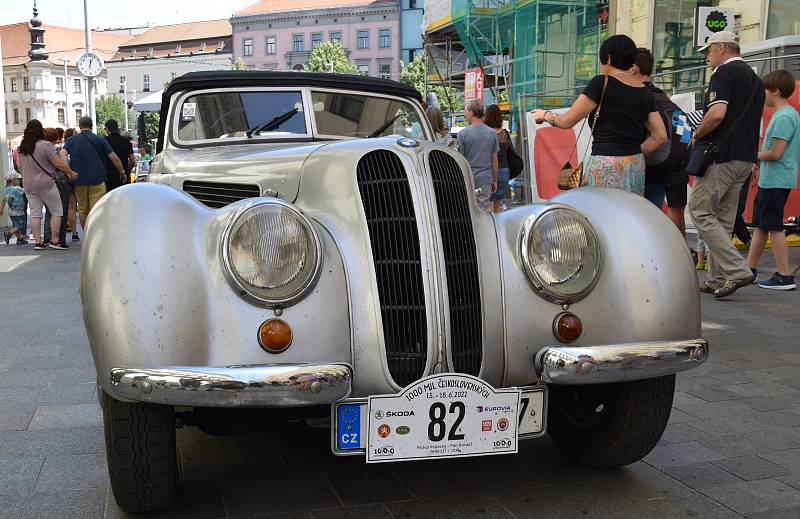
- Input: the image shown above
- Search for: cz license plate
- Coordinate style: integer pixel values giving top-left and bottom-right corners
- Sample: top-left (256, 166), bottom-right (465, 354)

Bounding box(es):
top-left (366, 374), bottom-right (520, 463)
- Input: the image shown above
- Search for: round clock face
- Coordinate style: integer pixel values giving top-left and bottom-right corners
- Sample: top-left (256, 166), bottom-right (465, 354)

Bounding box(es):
top-left (77, 52), bottom-right (104, 77)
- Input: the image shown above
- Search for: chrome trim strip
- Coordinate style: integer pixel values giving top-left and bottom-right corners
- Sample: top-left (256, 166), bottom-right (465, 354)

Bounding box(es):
top-left (534, 338), bottom-right (708, 385)
top-left (108, 363), bottom-right (352, 407)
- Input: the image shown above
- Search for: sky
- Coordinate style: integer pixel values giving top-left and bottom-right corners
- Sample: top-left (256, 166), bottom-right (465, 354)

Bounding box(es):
top-left (0, 0), bottom-right (256, 30)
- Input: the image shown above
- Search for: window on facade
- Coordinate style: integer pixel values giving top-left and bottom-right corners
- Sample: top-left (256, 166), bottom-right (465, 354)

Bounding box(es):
top-left (175, 44), bottom-right (182, 54)
top-left (293, 34), bottom-right (304, 52)
top-left (118, 75), bottom-right (126, 93)
top-left (311, 32), bottom-right (322, 48)
top-left (330, 31), bottom-right (342, 43)
top-left (652, 0), bottom-right (712, 91)
top-left (357, 30), bottom-right (369, 49)
top-left (73, 78), bottom-right (82, 93)
top-left (57, 108), bottom-right (65, 124)
top-left (25, 108), bottom-right (31, 122)
top-left (266, 36), bottom-right (276, 54)
top-left (171, 72), bottom-right (177, 80)
top-left (76, 108), bottom-right (82, 121)
top-left (767, 0), bottom-right (800, 38)
top-left (56, 77), bottom-right (64, 92)
top-left (13, 109), bottom-right (19, 124)
top-left (379, 29), bottom-right (391, 48)
top-left (379, 63), bottom-right (391, 79)
top-left (358, 64), bottom-right (369, 76)
top-left (10, 78), bottom-right (17, 92)
top-left (200, 42), bottom-right (207, 52)
top-left (243, 38), bottom-right (254, 56)
top-left (23, 77), bottom-right (30, 91)
top-left (143, 74), bottom-right (151, 92)
top-left (409, 0), bottom-right (416, 8)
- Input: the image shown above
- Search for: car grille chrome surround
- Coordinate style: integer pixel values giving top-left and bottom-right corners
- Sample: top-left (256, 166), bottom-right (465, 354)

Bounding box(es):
top-left (356, 150), bottom-right (427, 388)
top-left (428, 151), bottom-right (483, 376)
top-left (182, 181), bottom-right (261, 208)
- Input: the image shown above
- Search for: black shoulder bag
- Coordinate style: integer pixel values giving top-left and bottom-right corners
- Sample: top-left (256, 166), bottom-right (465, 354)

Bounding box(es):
top-left (685, 82), bottom-right (759, 177)
top-left (80, 132), bottom-right (122, 185)
top-left (504, 129), bottom-right (524, 179)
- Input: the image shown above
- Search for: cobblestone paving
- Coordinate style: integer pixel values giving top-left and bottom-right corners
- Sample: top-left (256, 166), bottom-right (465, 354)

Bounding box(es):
top-left (0, 240), bottom-right (798, 518)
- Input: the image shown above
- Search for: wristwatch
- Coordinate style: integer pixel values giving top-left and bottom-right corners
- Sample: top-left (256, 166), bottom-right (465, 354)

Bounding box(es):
top-left (546, 112), bottom-right (557, 127)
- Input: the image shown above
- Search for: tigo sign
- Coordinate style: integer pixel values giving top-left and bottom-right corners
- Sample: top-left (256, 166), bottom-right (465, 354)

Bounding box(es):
top-left (694, 7), bottom-right (736, 47)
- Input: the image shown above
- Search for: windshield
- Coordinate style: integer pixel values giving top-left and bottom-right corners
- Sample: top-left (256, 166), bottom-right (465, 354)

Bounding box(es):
top-left (311, 91), bottom-right (428, 140)
top-left (176, 91), bottom-right (307, 141)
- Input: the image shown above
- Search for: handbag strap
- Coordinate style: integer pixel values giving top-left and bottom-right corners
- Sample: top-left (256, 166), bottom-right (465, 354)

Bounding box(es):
top-left (566, 75), bottom-right (609, 165)
top-left (27, 147), bottom-right (54, 179)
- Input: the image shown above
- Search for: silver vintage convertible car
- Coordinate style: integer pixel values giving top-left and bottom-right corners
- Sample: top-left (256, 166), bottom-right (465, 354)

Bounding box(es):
top-left (81, 71), bottom-right (708, 512)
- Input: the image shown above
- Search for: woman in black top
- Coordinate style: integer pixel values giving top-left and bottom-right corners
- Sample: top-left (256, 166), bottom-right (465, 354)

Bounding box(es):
top-left (484, 104), bottom-right (511, 212)
top-left (531, 35), bottom-right (667, 195)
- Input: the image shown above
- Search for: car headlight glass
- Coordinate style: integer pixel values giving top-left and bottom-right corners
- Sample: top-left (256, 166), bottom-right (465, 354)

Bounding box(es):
top-left (223, 201), bottom-right (321, 306)
top-left (520, 207), bottom-right (601, 303)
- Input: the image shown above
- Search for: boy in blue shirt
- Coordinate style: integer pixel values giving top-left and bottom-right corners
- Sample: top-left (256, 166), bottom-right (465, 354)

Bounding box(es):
top-left (745, 70), bottom-right (800, 290)
top-left (1, 171), bottom-right (28, 244)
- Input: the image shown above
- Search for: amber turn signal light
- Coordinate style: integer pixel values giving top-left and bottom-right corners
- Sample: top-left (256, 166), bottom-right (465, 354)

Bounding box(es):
top-left (258, 319), bottom-right (293, 353)
top-left (553, 312), bottom-right (582, 343)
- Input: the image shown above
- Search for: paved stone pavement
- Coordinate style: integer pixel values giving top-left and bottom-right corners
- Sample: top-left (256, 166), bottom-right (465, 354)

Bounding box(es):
top-left (0, 238), bottom-right (799, 519)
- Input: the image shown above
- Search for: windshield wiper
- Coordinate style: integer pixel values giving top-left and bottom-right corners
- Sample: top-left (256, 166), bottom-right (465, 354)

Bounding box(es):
top-left (367, 114), bottom-right (401, 138)
top-left (246, 108), bottom-right (299, 137)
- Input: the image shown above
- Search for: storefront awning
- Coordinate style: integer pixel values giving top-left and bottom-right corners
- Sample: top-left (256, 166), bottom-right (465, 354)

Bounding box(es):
top-left (134, 90), bottom-right (163, 112)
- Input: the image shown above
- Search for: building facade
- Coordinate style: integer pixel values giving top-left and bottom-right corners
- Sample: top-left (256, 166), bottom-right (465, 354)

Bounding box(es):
top-left (400, 0), bottom-right (424, 63)
top-left (105, 19), bottom-right (233, 105)
top-left (0, 19), bottom-right (128, 138)
top-left (231, 0), bottom-right (400, 80)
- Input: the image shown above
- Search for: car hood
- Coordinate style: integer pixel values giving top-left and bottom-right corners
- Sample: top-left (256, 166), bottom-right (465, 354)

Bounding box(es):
top-left (156, 142), bottom-right (332, 202)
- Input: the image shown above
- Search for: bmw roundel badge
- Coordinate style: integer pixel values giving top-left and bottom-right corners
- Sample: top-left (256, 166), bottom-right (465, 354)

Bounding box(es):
top-left (397, 137), bottom-right (419, 148)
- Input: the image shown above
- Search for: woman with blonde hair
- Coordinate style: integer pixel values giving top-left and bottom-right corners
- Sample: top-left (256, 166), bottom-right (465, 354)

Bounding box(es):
top-left (426, 106), bottom-right (455, 148)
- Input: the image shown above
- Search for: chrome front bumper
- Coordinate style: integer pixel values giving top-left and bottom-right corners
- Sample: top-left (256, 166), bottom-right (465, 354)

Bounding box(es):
top-left (535, 338), bottom-right (708, 385)
top-left (107, 363), bottom-right (353, 407)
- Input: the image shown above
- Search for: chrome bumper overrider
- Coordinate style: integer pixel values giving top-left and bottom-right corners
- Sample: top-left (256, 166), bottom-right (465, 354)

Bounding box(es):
top-left (535, 339), bottom-right (708, 385)
top-left (107, 363), bottom-right (353, 407)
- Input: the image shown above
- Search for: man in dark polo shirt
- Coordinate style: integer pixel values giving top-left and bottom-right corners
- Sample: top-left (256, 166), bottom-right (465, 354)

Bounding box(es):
top-left (103, 119), bottom-right (135, 191)
top-left (689, 31), bottom-right (765, 298)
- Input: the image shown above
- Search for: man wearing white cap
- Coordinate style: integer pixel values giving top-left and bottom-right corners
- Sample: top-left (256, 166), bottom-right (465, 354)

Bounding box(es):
top-left (689, 30), bottom-right (765, 298)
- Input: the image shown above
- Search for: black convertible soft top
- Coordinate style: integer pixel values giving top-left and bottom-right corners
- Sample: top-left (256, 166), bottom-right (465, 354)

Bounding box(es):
top-left (157, 71), bottom-right (423, 151)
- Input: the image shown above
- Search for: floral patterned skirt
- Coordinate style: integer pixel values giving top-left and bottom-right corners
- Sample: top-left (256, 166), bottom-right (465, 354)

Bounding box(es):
top-left (581, 153), bottom-right (645, 196)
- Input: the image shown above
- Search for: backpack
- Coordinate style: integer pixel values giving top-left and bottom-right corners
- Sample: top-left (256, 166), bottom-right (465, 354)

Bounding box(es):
top-left (644, 84), bottom-right (693, 176)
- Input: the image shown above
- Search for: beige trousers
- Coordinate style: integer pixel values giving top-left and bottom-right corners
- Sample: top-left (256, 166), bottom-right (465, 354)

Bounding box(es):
top-left (689, 160), bottom-right (754, 284)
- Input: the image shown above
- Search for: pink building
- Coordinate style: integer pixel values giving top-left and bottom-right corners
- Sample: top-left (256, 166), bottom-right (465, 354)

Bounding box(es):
top-left (232, 0), bottom-right (400, 80)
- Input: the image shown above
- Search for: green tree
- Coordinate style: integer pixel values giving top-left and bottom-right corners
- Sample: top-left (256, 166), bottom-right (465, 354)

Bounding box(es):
top-left (400, 54), bottom-right (463, 113)
top-left (307, 41), bottom-right (358, 74)
top-left (95, 94), bottom-right (135, 131)
top-left (232, 58), bottom-right (248, 70)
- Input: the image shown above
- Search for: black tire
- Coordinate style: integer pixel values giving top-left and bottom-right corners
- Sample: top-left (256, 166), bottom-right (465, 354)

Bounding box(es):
top-left (547, 374), bottom-right (675, 468)
top-left (101, 390), bottom-right (178, 513)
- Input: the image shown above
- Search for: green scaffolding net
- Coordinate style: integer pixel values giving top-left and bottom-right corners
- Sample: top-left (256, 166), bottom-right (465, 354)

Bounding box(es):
top-left (449, 0), bottom-right (608, 115)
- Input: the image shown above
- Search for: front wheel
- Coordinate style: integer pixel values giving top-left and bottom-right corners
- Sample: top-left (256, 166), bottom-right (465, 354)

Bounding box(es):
top-left (546, 375), bottom-right (675, 468)
top-left (101, 390), bottom-right (178, 513)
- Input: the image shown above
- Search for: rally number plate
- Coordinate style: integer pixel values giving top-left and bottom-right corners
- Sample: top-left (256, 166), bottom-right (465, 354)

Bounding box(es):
top-left (365, 374), bottom-right (520, 463)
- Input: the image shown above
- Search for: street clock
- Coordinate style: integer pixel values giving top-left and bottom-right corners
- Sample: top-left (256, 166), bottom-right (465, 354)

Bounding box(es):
top-left (76, 51), bottom-right (104, 77)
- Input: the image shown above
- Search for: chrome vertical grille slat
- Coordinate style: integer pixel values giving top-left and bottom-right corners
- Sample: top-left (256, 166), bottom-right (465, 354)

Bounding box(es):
top-left (357, 150), bottom-right (427, 387)
top-left (428, 151), bottom-right (483, 376)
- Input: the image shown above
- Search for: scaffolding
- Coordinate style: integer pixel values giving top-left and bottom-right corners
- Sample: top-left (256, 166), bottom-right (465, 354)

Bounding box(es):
top-left (424, 0), bottom-right (607, 116)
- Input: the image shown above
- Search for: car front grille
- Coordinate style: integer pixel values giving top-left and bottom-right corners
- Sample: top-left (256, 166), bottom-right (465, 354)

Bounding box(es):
top-left (356, 150), bottom-right (427, 388)
top-left (182, 181), bottom-right (261, 208)
top-left (428, 151), bottom-right (483, 376)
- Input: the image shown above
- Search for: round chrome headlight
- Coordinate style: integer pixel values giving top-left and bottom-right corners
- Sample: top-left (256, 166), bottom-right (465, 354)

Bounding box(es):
top-left (222, 200), bottom-right (322, 307)
top-left (519, 207), bottom-right (601, 304)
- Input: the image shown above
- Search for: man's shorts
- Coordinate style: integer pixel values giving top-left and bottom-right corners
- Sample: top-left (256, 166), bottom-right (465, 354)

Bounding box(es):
top-left (752, 187), bottom-right (791, 232)
top-left (74, 183), bottom-right (107, 214)
top-left (665, 171), bottom-right (689, 208)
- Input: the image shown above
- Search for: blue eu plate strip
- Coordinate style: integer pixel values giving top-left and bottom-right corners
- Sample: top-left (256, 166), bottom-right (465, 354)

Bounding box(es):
top-left (336, 404), bottom-right (362, 450)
